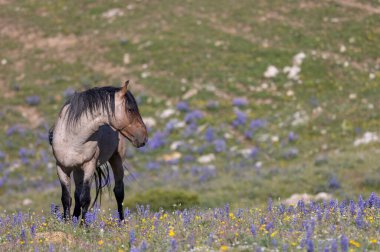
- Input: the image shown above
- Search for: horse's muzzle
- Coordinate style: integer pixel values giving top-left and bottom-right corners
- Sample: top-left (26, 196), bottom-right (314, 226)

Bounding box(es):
top-left (134, 136), bottom-right (148, 148)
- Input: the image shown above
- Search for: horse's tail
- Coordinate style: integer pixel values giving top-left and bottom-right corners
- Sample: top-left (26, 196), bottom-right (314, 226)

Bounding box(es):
top-left (91, 162), bottom-right (111, 209)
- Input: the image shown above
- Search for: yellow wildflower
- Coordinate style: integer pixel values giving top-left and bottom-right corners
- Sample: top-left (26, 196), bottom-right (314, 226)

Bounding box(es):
top-left (270, 231), bottom-right (278, 237)
top-left (229, 213), bottom-right (235, 220)
top-left (349, 240), bottom-right (360, 248)
top-left (291, 242), bottom-right (297, 247)
top-left (370, 239), bottom-right (378, 244)
top-left (168, 228), bottom-right (175, 237)
top-left (118, 250), bottom-right (124, 252)
top-left (220, 245), bottom-right (229, 251)
top-left (98, 240), bottom-right (104, 246)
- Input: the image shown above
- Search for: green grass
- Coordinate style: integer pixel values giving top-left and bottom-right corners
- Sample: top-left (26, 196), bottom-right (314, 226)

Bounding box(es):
top-left (0, 0), bottom-right (380, 214)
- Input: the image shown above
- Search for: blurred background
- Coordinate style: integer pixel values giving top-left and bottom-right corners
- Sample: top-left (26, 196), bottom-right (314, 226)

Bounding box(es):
top-left (0, 0), bottom-right (379, 212)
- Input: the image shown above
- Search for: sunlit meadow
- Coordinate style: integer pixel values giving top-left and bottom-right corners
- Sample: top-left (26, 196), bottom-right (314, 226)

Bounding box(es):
top-left (1, 0), bottom-right (380, 251)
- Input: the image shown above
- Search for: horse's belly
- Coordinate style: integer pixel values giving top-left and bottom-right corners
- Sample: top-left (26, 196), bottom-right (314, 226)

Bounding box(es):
top-left (53, 143), bottom-right (97, 167)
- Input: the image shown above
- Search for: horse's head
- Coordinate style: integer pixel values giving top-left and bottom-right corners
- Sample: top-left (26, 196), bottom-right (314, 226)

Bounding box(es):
top-left (113, 81), bottom-right (148, 148)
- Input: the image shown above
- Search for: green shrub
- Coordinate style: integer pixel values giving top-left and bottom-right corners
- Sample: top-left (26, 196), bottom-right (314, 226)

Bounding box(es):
top-left (125, 189), bottom-right (200, 211)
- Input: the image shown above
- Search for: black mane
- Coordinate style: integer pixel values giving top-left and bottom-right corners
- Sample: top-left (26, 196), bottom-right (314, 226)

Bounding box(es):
top-left (62, 86), bottom-right (138, 127)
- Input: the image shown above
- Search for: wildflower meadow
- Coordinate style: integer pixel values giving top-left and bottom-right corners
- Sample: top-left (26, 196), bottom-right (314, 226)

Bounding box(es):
top-left (1, 0), bottom-right (380, 251)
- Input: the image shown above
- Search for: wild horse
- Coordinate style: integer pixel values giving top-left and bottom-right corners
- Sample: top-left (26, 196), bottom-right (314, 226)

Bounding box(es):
top-left (49, 81), bottom-right (147, 221)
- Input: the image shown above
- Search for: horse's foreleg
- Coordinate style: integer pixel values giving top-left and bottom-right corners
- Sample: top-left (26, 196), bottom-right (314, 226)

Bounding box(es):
top-left (109, 154), bottom-right (125, 221)
top-left (57, 164), bottom-right (72, 220)
top-left (80, 161), bottom-right (95, 222)
top-left (73, 169), bottom-right (84, 219)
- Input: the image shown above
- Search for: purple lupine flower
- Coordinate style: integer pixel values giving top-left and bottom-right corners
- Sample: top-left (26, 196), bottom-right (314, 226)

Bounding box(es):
top-left (176, 101), bottom-right (189, 112)
top-left (213, 139), bottom-right (226, 152)
top-left (306, 239), bottom-right (314, 252)
top-left (145, 161), bottom-right (161, 170)
top-left (225, 203), bottom-right (230, 218)
top-left (19, 148), bottom-right (35, 158)
top-left (268, 198), bottom-right (273, 212)
top-left (368, 192), bottom-right (376, 208)
top-left (140, 240), bottom-right (148, 251)
top-left (84, 211), bottom-right (96, 225)
top-left (355, 210), bottom-right (364, 228)
top-left (349, 200), bottom-right (356, 216)
top-left (358, 195), bottom-right (365, 209)
top-left (328, 177), bottom-right (340, 190)
top-left (288, 132), bottom-right (298, 142)
top-left (63, 87), bottom-right (75, 99)
top-left (25, 95), bottom-right (40, 106)
top-left (165, 120), bottom-right (177, 133)
top-left (340, 235), bottom-right (348, 252)
top-left (130, 230), bottom-right (136, 246)
top-left (306, 222), bottom-right (314, 239)
top-left (6, 124), bottom-right (26, 136)
top-left (282, 243), bottom-right (289, 252)
top-left (232, 97), bottom-right (248, 107)
top-left (250, 224), bottom-right (256, 236)
top-left (183, 122), bottom-right (198, 137)
top-left (250, 119), bottom-right (266, 130)
top-left (207, 232), bottom-right (213, 247)
top-left (184, 110), bottom-right (203, 124)
top-left (278, 204), bottom-right (286, 215)
top-left (48, 244), bottom-right (54, 252)
top-left (21, 229), bottom-right (26, 243)
top-left (244, 130), bottom-right (253, 139)
top-left (124, 208), bottom-right (131, 219)
top-left (72, 216), bottom-right (79, 226)
top-left (199, 167), bottom-right (216, 182)
top-left (272, 238), bottom-right (278, 247)
top-left (265, 222), bottom-right (274, 232)
top-left (30, 224), bottom-right (36, 238)
top-left (250, 147), bottom-right (259, 158)
top-left (331, 239), bottom-right (338, 252)
top-left (148, 131), bottom-right (166, 149)
top-left (170, 238), bottom-right (177, 252)
top-left (339, 201), bottom-right (346, 216)
top-left (204, 127), bottom-right (215, 143)
top-left (187, 233), bottom-right (195, 249)
top-left (232, 110), bottom-right (247, 127)
top-left (183, 155), bottom-right (195, 163)
top-left (0, 151), bottom-right (5, 160)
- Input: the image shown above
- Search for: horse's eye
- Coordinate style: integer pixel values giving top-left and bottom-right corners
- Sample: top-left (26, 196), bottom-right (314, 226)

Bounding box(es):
top-left (127, 108), bottom-right (133, 113)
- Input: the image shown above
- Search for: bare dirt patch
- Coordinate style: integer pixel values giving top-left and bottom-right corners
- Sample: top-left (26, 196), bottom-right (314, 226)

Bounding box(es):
top-left (35, 231), bottom-right (74, 245)
top-left (13, 105), bottom-right (44, 128)
top-left (333, 0), bottom-right (380, 14)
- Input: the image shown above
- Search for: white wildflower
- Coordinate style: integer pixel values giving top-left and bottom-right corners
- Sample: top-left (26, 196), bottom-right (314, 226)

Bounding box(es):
top-left (263, 65), bottom-right (279, 78)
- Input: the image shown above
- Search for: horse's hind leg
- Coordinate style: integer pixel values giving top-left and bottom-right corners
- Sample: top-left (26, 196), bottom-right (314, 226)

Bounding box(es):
top-left (80, 161), bottom-right (96, 222)
top-left (109, 154), bottom-right (125, 221)
top-left (73, 169), bottom-right (84, 219)
top-left (57, 164), bottom-right (72, 220)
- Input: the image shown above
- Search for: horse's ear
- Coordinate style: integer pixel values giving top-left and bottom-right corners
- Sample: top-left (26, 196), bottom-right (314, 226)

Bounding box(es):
top-left (120, 80), bottom-right (129, 96)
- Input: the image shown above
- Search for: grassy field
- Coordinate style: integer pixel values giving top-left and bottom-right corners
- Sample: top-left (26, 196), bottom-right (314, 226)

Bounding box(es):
top-left (0, 0), bottom-right (380, 250)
